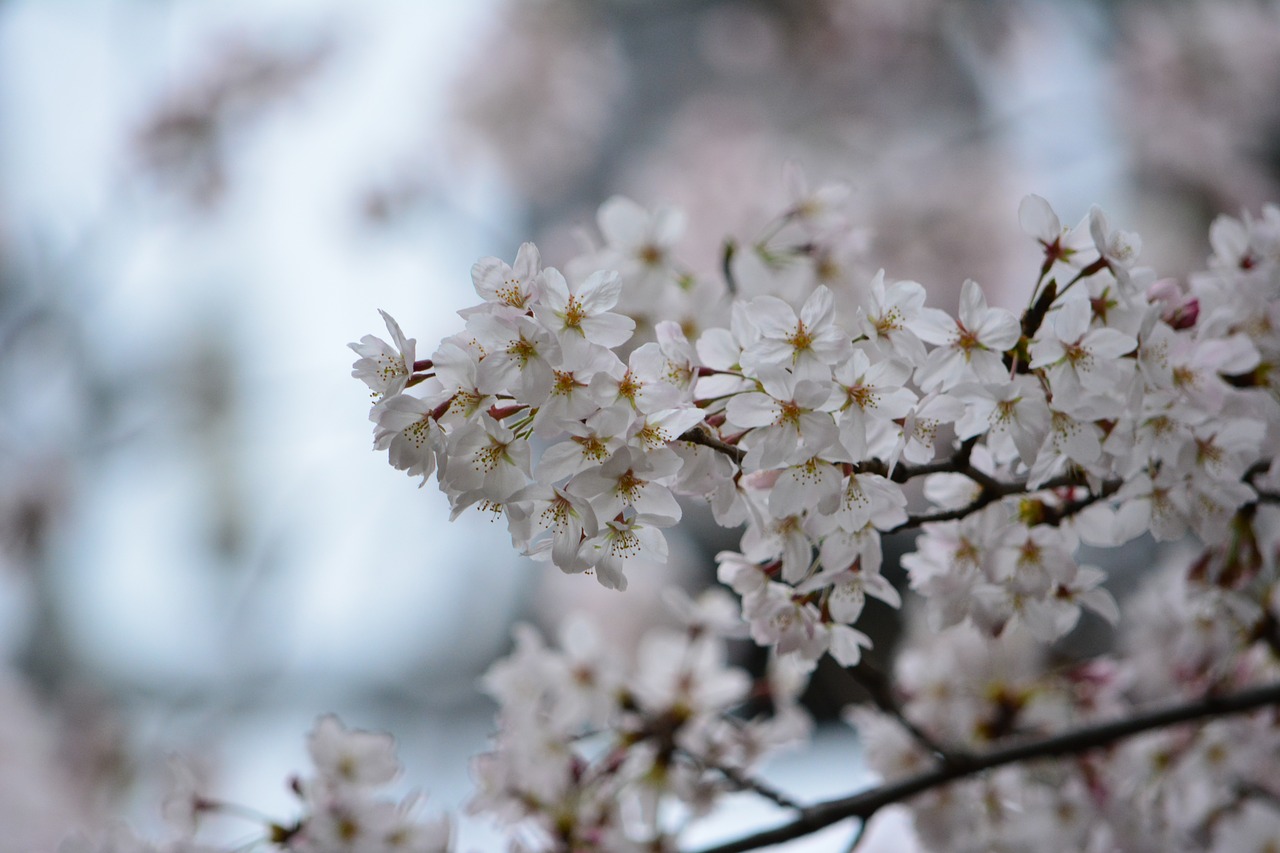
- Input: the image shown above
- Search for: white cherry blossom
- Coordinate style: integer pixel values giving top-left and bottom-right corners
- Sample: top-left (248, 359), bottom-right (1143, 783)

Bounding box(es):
top-left (469, 241), bottom-right (543, 313)
top-left (742, 582), bottom-right (827, 659)
top-left (888, 391), bottom-right (964, 470)
top-left (953, 377), bottom-right (1050, 467)
top-left (533, 266), bottom-right (635, 353)
top-left (505, 482), bottom-right (599, 573)
top-left (829, 346), bottom-right (916, 461)
top-left (767, 455), bottom-right (843, 517)
top-left (441, 414), bottom-right (531, 513)
top-left (854, 269), bottom-right (929, 366)
top-left (1028, 292), bottom-right (1137, 398)
top-left (307, 715), bottom-right (401, 788)
top-left (795, 562), bottom-right (902, 625)
top-left (740, 285), bottom-right (852, 382)
top-left (594, 195), bottom-right (686, 296)
top-left (620, 329), bottom-right (697, 417)
top-left (782, 162), bottom-right (851, 235)
top-left (350, 309), bottom-right (417, 400)
top-left (570, 445), bottom-right (683, 526)
top-left (1089, 204), bottom-right (1143, 285)
top-left (725, 367), bottom-right (838, 471)
top-left (373, 387), bottom-right (450, 485)
top-left (914, 279), bottom-right (1021, 391)
top-left (831, 471), bottom-right (908, 533)
top-left (1018, 194), bottom-right (1093, 276)
top-left (529, 344), bottom-right (620, 436)
top-left (535, 406), bottom-right (630, 484)
top-left (469, 313), bottom-right (562, 405)
top-left (628, 405), bottom-right (705, 453)
top-left (577, 512), bottom-right (670, 590)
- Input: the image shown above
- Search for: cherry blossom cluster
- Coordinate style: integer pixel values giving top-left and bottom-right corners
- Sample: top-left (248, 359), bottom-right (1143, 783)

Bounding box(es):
top-left (66, 716), bottom-right (452, 853)
top-left (353, 180), bottom-right (1279, 671)
top-left (468, 591), bottom-right (810, 853)
top-left (850, 510), bottom-right (1280, 853)
top-left (350, 194), bottom-right (718, 593)
top-left (276, 715), bottom-right (453, 853)
top-left (63, 192), bottom-right (1280, 852)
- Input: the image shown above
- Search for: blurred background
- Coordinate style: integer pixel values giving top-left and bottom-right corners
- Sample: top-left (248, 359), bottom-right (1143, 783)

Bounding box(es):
top-left (2, 0), bottom-right (1280, 849)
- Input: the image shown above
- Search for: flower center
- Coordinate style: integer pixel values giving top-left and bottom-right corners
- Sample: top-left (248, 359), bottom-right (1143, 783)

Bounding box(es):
top-left (497, 276), bottom-right (527, 309)
top-left (552, 370), bottom-right (581, 397)
top-left (574, 435), bottom-right (608, 461)
top-left (562, 295), bottom-right (586, 330)
top-left (508, 337), bottom-right (537, 367)
top-left (616, 470), bottom-right (643, 503)
top-left (787, 321), bottom-right (814, 354)
top-left (617, 370), bottom-right (642, 404)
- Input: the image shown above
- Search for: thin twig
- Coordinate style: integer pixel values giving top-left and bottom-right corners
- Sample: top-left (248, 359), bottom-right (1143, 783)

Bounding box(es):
top-left (682, 750), bottom-right (805, 812)
top-left (1041, 478), bottom-right (1123, 526)
top-left (722, 239), bottom-right (738, 295)
top-left (841, 817), bottom-right (868, 853)
top-left (844, 661), bottom-right (970, 767)
top-left (689, 681), bottom-right (1280, 853)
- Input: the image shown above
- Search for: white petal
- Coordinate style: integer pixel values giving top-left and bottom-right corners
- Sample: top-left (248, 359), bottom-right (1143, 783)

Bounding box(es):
top-left (1019, 194), bottom-right (1061, 243)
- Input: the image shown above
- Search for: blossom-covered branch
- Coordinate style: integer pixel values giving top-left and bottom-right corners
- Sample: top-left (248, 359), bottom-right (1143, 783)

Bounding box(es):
top-left (694, 680), bottom-right (1280, 853)
top-left (344, 182), bottom-right (1280, 850)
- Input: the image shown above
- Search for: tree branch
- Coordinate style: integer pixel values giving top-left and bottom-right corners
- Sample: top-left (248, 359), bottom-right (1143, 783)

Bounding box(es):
top-left (682, 750), bottom-right (805, 812)
top-left (689, 681), bottom-right (1280, 853)
top-left (679, 426), bottom-right (746, 465)
top-left (843, 661), bottom-right (970, 767)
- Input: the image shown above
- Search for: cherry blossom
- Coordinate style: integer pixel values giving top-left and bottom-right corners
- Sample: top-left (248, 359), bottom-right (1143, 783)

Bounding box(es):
top-left (372, 387), bottom-right (450, 485)
top-left (1018, 193), bottom-right (1093, 277)
top-left (1028, 291), bottom-right (1138, 398)
top-left (469, 241), bottom-right (543, 313)
top-left (593, 195), bottom-right (687, 298)
top-left (350, 309), bottom-right (417, 400)
top-left (339, 191), bottom-right (1280, 853)
top-left (724, 366), bottom-right (838, 471)
top-left (914, 279), bottom-right (1021, 391)
top-left (740, 285), bottom-right (852, 382)
top-left (829, 345), bottom-right (917, 461)
top-left (853, 269), bottom-right (929, 366)
top-left (533, 267), bottom-right (635, 353)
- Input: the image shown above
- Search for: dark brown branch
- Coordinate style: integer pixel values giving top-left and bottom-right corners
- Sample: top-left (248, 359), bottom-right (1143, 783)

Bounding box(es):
top-left (888, 488), bottom-right (1007, 533)
top-left (678, 426), bottom-right (746, 465)
top-left (887, 466), bottom-right (1123, 534)
top-left (1254, 609), bottom-right (1280, 661)
top-left (1041, 478), bottom-right (1123, 526)
top-left (689, 681), bottom-right (1280, 853)
top-left (959, 462), bottom-right (1004, 494)
top-left (1244, 459), bottom-right (1272, 482)
top-left (676, 420), bottom-right (1126, 534)
top-left (1021, 278), bottom-right (1058, 343)
top-left (677, 419), bottom-right (1262, 535)
top-left (1244, 460), bottom-right (1278, 506)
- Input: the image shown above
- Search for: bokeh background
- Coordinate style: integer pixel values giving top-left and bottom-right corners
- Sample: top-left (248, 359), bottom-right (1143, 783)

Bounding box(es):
top-left (2, 0), bottom-right (1280, 849)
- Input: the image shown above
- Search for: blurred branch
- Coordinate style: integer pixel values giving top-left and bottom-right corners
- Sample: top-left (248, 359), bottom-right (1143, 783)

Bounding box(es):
top-left (690, 680), bottom-right (1280, 853)
top-left (843, 660), bottom-right (970, 767)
